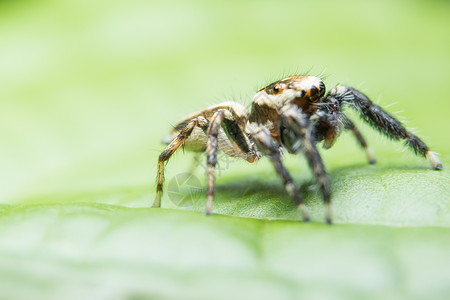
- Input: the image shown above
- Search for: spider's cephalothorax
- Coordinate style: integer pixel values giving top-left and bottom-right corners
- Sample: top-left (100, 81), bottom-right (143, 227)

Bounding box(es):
top-left (154, 76), bottom-right (442, 224)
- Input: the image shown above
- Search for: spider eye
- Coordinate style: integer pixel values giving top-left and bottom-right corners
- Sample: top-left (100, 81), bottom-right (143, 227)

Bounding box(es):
top-left (273, 85), bottom-right (282, 94)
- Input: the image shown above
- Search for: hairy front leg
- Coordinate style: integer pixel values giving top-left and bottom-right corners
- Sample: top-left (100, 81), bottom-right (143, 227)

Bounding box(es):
top-left (329, 85), bottom-right (442, 170)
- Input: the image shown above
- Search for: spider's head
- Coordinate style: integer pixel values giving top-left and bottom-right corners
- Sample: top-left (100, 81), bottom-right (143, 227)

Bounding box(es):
top-left (253, 76), bottom-right (326, 112)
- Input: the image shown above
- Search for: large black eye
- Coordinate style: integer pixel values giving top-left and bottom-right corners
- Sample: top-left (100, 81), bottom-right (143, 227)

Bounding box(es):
top-left (273, 85), bottom-right (281, 94)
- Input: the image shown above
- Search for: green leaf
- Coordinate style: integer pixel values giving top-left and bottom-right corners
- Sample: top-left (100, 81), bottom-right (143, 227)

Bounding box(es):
top-left (1, 200), bottom-right (450, 300)
top-left (2, 164), bottom-right (448, 299)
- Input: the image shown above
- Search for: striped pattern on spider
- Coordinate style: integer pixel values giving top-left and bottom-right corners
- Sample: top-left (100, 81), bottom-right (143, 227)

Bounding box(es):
top-left (154, 75), bottom-right (442, 224)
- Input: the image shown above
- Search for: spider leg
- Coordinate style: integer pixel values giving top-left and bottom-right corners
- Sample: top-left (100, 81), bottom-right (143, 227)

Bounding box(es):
top-left (280, 105), bottom-right (332, 224)
top-left (154, 117), bottom-right (208, 208)
top-left (329, 86), bottom-right (442, 170)
top-left (204, 110), bottom-right (225, 215)
top-left (343, 116), bottom-right (376, 164)
top-left (250, 126), bottom-right (310, 221)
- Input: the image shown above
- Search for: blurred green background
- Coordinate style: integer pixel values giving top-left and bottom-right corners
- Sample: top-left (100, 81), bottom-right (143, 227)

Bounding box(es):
top-left (0, 0), bottom-right (449, 299)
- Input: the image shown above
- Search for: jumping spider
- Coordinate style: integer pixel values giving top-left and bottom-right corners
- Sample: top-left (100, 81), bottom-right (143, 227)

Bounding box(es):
top-left (154, 76), bottom-right (442, 224)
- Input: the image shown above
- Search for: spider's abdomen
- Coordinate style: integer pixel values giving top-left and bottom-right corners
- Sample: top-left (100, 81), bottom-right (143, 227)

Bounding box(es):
top-left (164, 102), bottom-right (259, 162)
